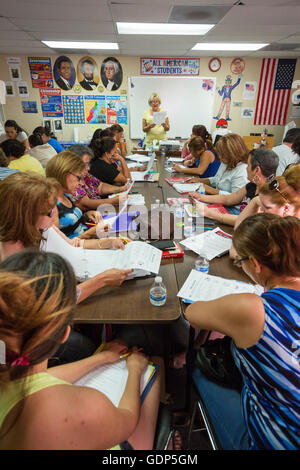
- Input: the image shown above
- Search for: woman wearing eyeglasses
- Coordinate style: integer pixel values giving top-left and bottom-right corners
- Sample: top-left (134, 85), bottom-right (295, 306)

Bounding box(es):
top-left (186, 213), bottom-right (300, 449)
top-left (46, 151), bottom-right (126, 249)
top-left (234, 163), bottom-right (300, 229)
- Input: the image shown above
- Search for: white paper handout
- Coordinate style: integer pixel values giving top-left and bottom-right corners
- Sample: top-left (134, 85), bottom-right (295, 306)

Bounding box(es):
top-left (180, 227), bottom-right (232, 260)
top-left (153, 111), bottom-right (167, 125)
top-left (167, 157), bottom-right (184, 163)
top-left (42, 227), bottom-right (162, 280)
top-left (126, 154), bottom-right (153, 163)
top-left (74, 360), bottom-right (155, 407)
top-left (173, 183), bottom-right (200, 194)
top-left (177, 270), bottom-right (264, 303)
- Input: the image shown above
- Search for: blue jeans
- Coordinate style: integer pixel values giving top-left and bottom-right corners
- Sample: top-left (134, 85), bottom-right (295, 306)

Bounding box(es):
top-left (192, 368), bottom-right (251, 450)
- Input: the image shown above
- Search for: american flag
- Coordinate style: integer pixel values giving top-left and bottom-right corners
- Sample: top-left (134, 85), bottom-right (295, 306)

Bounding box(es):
top-left (254, 58), bottom-right (297, 125)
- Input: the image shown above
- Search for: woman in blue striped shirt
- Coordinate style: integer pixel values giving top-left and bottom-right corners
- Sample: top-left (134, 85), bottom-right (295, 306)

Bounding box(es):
top-left (186, 213), bottom-right (300, 449)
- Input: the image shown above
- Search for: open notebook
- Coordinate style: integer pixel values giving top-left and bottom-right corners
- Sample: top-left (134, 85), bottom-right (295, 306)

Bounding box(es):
top-left (41, 227), bottom-right (162, 280)
top-left (74, 360), bottom-right (158, 406)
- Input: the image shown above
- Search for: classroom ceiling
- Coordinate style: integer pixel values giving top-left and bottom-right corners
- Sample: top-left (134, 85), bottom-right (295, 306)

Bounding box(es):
top-left (0, 0), bottom-right (300, 57)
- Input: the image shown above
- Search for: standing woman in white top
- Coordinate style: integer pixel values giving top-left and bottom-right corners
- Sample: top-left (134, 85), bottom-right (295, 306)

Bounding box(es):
top-left (0, 120), bottom-right (29, 152)
top-left (142, 93), bottom-right (170, 149)
top-left (189, 133), bottom-right (249, 214)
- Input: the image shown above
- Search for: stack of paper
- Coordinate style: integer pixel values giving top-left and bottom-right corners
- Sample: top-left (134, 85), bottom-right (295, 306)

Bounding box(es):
top-left (180, 227), bottom-right (232, 260)
top-left (42, 227), bottom-right (162, 280)
top-left (126, 154), bottom-right (153, 163)
top-left (166, 157), bottom-right (184, 163)
top-left (173, 183), bottom-right (200, 194)
top-left (130, 172), bottom-right (159, 182)
top-left (177, 270), bottom-right (264, 303)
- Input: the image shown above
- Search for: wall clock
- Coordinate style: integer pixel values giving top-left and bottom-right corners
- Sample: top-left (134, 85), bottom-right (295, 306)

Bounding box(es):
top-left (209, 57), bottom-right (221, 72)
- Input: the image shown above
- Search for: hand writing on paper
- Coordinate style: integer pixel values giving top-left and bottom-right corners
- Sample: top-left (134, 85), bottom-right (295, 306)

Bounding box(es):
top-left (126, 347), bottom-right (148, 374)
top-left (101, 339), bottom-right (128, 364)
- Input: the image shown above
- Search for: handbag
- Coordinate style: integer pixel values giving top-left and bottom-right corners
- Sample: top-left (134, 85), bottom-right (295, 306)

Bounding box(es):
top-left (133, 206), bottom-right (175, 241)
top-left (194, 336), bottom-right (243, 391)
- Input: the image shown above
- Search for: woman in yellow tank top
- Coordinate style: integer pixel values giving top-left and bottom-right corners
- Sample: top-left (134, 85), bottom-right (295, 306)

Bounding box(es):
top-left (142, 93), bottom-right (170, 149)
top-left (0, 250), bottom-right (161, 450)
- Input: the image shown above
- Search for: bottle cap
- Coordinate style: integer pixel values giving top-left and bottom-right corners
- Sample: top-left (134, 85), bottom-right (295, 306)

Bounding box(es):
top-left (155, 276), bottom-right (162, 283)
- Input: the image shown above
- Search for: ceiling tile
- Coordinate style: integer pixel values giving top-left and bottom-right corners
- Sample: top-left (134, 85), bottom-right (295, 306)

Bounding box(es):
top-left (8, 19), bottom-right (115, 34)
top-left (111, 4), bottom-right (171, 22)
top-left (220, 5), bottom-right (300, 25)
top-left (168, 5), bottom-right (232, 23)
top-left (2, 3), bottom-right (111, 21)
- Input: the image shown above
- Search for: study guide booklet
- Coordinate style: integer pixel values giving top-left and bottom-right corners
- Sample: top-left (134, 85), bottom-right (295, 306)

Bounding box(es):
top-left (74, 360), bottom-right (158, 406)
top-left (41, 227), bottom-right (162, 280)
top-left (177, 270), bottom-right (264, 303)
top-left (180, 227), bottom-right (232, 260)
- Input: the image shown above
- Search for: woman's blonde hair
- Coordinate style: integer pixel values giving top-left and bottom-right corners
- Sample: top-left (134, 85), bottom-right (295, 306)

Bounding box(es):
top-left (0, 250), bottom-right (76, 437)
top-left (46, 151), bottom-right (85, 189)
top-left (259, 164), bottom-right (300, 210)
top-left (233, 213), bottom-right (300, 277)
top-left (148, 93), bottom-right (161, 106)
top-left (215, 133), bottom-right (249, 170)
top-left (0, 173), bottom-right (59, 247)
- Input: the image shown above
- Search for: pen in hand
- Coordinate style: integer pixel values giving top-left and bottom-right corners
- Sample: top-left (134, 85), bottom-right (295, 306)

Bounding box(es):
top-left (120, 347), bottom-right (143, 360)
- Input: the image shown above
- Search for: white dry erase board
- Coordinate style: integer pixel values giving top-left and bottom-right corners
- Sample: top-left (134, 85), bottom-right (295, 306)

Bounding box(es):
top-left (128, 76), bottom-right (216, 140)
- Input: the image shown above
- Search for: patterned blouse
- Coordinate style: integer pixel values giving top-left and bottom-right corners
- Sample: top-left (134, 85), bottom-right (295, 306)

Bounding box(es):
top-left (72, 172), bottom-right (101, 202)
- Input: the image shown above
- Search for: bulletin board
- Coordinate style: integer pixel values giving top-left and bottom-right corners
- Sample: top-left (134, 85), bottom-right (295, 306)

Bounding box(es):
top-left (128, 76), bottom-right (216, 139)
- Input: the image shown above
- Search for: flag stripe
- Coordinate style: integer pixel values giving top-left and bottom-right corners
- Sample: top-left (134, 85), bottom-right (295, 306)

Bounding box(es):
top-left (264, 60), bottom-right (277, 124)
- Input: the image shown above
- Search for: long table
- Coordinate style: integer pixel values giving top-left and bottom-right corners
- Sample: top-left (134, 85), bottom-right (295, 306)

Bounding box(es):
top-left (74, 154), bottom-right (252, 324)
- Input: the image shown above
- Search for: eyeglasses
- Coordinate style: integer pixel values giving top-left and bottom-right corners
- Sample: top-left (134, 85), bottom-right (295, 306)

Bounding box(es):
top-left (233, 257), bottom-right (249, 268)
top-left (268, 179), bottom-right (291, 204)
top-left (45, 208), bottom-right (55, 218)
top-left (71, 173), bottom-right (83, 182)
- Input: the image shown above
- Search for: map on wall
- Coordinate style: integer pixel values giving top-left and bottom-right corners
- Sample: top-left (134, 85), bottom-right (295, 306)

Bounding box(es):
top-left (84, 95), bottom-right (106, 124)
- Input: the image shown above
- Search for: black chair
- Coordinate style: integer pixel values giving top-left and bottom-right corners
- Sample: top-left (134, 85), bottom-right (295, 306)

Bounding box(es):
top-left (153, 403), bottom-right (175, 450)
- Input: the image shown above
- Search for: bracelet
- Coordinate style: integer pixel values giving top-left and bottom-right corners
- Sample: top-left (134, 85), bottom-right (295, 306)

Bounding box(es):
top-left (220, 214), bottom-right (224, 224)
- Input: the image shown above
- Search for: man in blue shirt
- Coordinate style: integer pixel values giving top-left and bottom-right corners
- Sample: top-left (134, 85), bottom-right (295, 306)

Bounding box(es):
top-left (33, 126), bottom-right (64, 153)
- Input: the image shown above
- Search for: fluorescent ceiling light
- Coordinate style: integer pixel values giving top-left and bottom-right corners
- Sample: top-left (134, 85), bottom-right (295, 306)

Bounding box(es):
top-left (42, 41), bottom-right (119, 49)
top-left (117, 22), bottom-right (214, 35)
top-left (192, 43), bottom-right (269, 51)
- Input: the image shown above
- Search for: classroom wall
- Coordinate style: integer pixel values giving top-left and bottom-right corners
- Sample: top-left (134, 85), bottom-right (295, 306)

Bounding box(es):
top-left (1, 53), bottom-right (300, 151)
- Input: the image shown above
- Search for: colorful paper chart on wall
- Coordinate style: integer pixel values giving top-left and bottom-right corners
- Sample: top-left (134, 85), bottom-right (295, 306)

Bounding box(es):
top-left (62, 95), bottom-right (85, 124)
top-left (106, 95), bottom-right (127, 125)
top-left (84, 95), bottom-right (106, 124)
top-left (28, 57), bottom-right (54, 88)
top-left (40, 88), bottom-right (63, 117)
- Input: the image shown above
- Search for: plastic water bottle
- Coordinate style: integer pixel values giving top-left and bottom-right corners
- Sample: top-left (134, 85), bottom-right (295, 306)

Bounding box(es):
top-left (184, 217), bottom-right (194, 238)
top-left (194, 255), bottom-right (210, 273)
top-left (198, 183), bottom-right (205, 194)
top-left (150, 276), bottom-right (167, 306)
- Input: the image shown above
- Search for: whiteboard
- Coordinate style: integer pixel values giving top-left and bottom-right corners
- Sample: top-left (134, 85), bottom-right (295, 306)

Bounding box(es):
top-left (128, 76), bottom-right (216, 140)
